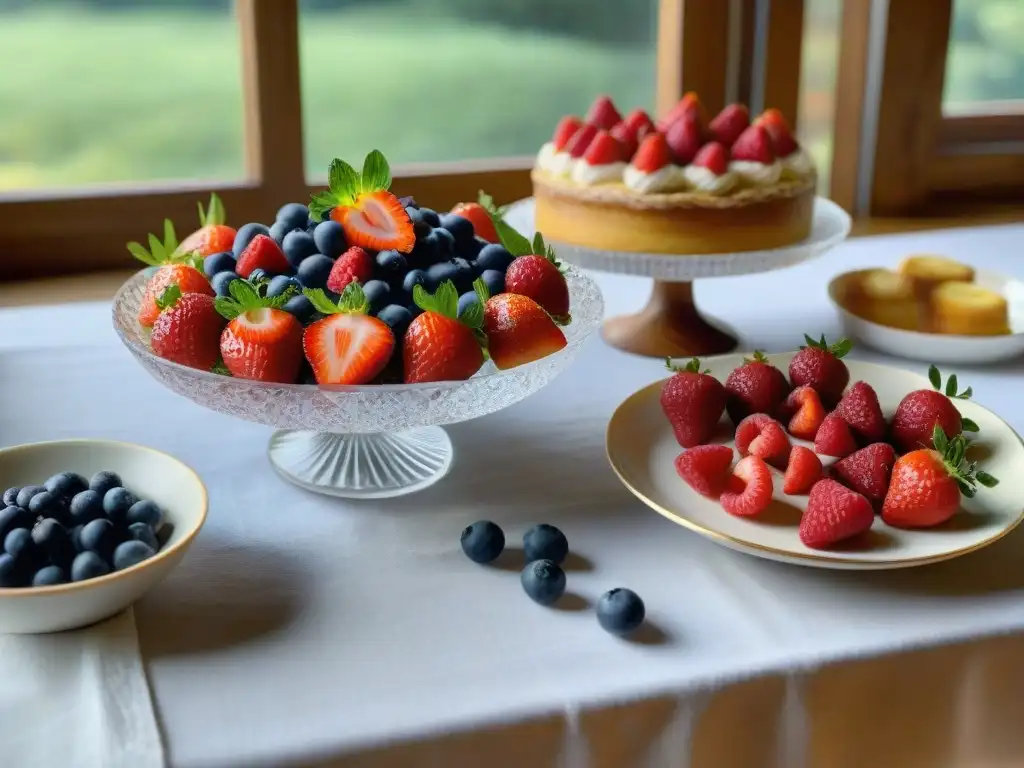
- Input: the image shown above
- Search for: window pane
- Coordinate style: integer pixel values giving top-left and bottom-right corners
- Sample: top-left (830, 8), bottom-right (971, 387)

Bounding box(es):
top-left (299, 0), bottom-right (657, 178)
top-left (0, 2), bottom-right (245, 192)
top-left (944, 0), bottom-right (1024, 113)
top-left (797, 0), bottom-right (841, 192)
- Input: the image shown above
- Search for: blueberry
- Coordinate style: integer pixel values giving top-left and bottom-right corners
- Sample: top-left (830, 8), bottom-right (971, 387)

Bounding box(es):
top-left (313, 220), bottom-right (347, 259)
top-left (402, 269), bottom-right (429, 299)
top-left (431, 228), bottom-right (456, 259)
top-left (102, 488), bottom-right (135, 527)
top-left (248, 267), bottom-right (270, 284)
top-left (15, 485), bottom-right (45, 509)
top-left (267, 274), bottom-right (301, 299)
top-left (375, 249), bottom-right (408, 277)
top-left (79, 519), bottom-right (117, 561)
top-left (522, 524), bottom-right (568, 564)
top-left (0, 554), bottom-right (24, 588)
top-left (128, 522), bottom-right (159, 551)
top-left (425, 261), bottom-right (460, 292)
top-left (459, 237), bottom-right (485, 260)
top-left (520, 559), bottom-right (567, 606)
top-left (281, 294), bottom-right (316, 325)
top-left (89, 471), bottom-right (122, 496)
top-left (296, 254), bottom-right (335, 290)
top-left (0, 506), bottom-right (33, 542)
top-left (457, 291), bottom-right (480, 319)
top-left (29, 491), bottom-right (66, 523)
top-left (376, 304), bottom-right (414, 338)
top-left (5, 528), bottom-right (41, 569)
top-left (476, 244), bottom-right (514, 273)
top-left (406, 207), bottom-right (424, 225)
top-left (282, 230), bottom-right (319, 268)
top-left (44, 471), bottom-right (88, 500)
top-left (269, 219), bottom-right (295, 245)
top-left (479, 269), bottom-right (506, 297)
top-left (412, 218), bottom-right (432, 240)
top-left (126, 500), bottom-right (162, 530)
top-left (69, 525), bottom-right (84, 553)
top-left (419, 208), bottom-right (441, 227)
top-left (439, 213), bottom-right (475, 244)
top-left (408, 235), bottom-right (439, 269)
top-left (2, 487), bottom-right (20, 507)
top-left (68, 490), bottom-right (104, 526)
top-left (460, 520), bottom-right (504, 564)
top-left (113, 540), bottom-right (156, 571)
top-left (212, 271), bottom-right (241, 297)
top-left (362, 280), bottom-right (391, 313)
top-left (448, 257), bottom-right (475, 292)
top-left (399, 196), bottom-right (418, 209)
top-left (232, 222), bottom-right (272, 258)
top-left (32, 565), bottom-right (67, 587)
top-left (71, 551), bottom-right (111, 582)
top-left (597, 588), bottom-right (646, 636)
top-left (203, 251), bottom-right (237, 277)
top-left (276, 202), bottom-right (310, 231)
top-left (32, 518), bottom-right (75, 569)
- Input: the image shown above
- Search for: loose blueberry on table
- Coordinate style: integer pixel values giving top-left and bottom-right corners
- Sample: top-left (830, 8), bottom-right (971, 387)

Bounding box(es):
top-left (596, 588), bottom-right (646, 636)
top-left (522, 523), bottom-right (569, 565)
top-left (520, 559), bottom-right (567, 606)
top-left (460, 520), bottom-right (505, 564)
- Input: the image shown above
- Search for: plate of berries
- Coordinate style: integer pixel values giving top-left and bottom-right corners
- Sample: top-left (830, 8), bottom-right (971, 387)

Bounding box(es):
top-left (606, 336), bottom-right (1023, 569)
top-left (113, 151), bottom-right (603, 499)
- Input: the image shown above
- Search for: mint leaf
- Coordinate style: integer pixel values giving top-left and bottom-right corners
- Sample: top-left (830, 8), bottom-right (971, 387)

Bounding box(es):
top-left (414, 281), bottom-right (459, 319)
top-left (327, 158), bottom-right (360, 203)
top-left (308, 192), bottom-right (337, 223)
top-left (304, 288), bottom-right (343, 315)
top-left (493, 217), bottom-right (533, 257)
top-left (336, 281), bottom-right (370, 314)
top-left (360, 150), bottom-right (391, 193)
top-left (214, 296), bottom-right (243, 320)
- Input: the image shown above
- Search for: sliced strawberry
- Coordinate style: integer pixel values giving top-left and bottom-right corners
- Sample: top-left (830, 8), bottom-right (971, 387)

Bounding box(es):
top-left (785, 386), bottom-right (827, 440)
top-left (303, 284), bottom-right (395, 385)
top-left (755, 108), bottom-right (799, 157)
top-left (632, 132), bottom-right (672, 173)
top-left (623, 108), bottom-right (656, 141)
top-left (150, 286), bottom-right (226, 371)
top-left (800, 479), bottom-right (874, 549)
top-left (692, 142), bottom-right (729, 176)
top-left (481, 284), bottom-right (566, 370)
top-left (565, 124), bottom-right (599, 159)
top-left (236, 234), bottom-right (290, 278)
top-left (735, 413), bottom-right (790, 463)
top-left (332, 190), bottom-right (415, 254)
top-left (583, 130), bottom-right (626, 166)
top-left (675, 445), bottom-right (734, 498)
top-left (665, 113), bottom-right (704, 166)
top-left (783, 446), bottom-right (823, 495)
top-left (552, 116), bottom-right (584, 152)
top-left (657, 92), bottom-right (702, 132)
top-left (720, 456), bottom-right (774, 517)
top-left (835, 381), bottom-right (886, 443)
top-left (216, 280), bottom-right (303, 383)
top-left (833, 442), bottom-right (896, 505)
top-left (585, 95), bottom-right (622, 131)
top-left (327, 246), bottom-right (374, 294)
top-left (731, 125), bottom-right (776, 164)
top-left (814, 413), bottom-right (858, 458)
top-left (609, 122), bottom-right (638, 160)
top-left (709, 104), bottom-right (750, 148)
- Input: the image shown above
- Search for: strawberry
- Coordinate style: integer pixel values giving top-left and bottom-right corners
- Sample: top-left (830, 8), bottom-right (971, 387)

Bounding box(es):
top-left (310, 150), bottom-right (415, 254)
top-left (609, 123), bottom-right (638, 160)
top-left (833, 443), bottom-right (896, 505)
top-left (302, 284), bottom-right (395, 385)
top-left (660, 357), bottom-right (727, 448)
top-left (623, 109), bottom-right (656, 141)
top-left (691, 142), bottom-right (729, 175)
top-left (215, 279), bottom-right (304, 383)
top-left (657, 92), bottom-right (703, 132)
top-left (236, 234), bottom-right (290, 279)
top-left (450, 201), bottom-right (499, 244)
top-left (326, 246), bottom-right (374, 294)
top-left (720, 456), bottom-right (773, 517)
top-left (149, 285), bottom-right (226, 371)
top-left (800, 479), bottom-right (874, 549)
top-left (177, 193), bottom-right (236, 258)
top-left (403, 281), bottom-right (485, 383)
top-left (583, 130), bottom-right (626, 166)
top-left (127, 220), bottom-right (214, 328)
top-left (723, 350), bottom-right (790, 425)
top-left (585, 95), bottom-right (622, 131)
top-left (783, 446), bottom-right (822, 495)
top-left (731, 125), bottom-right (776, 165)
top-left (675, 445), bottom-right (734, 497)
top-left (834, 381), bottom-right (886, 443)
top-left (479, 280), bottom-right (567, 370)
top-left (889, 365), bottom-right (976, 452)
top-left (665, 112), bottom-right (704, 166)
top-left (784, 386), bottom-right (826, 440)
top-left (565, 123), bottom-right (599, 159)
top-left (734, 413), bottom-right (790, 463)
top-left (814, 413), bottom-right (857, 458)
top-left (502, 230), bottom-right (570, 323)
top-left (551, 116), bottom-right (584, 152)
top-left (788, 334), bottom-right (852, 408)
top-left (708, 104), bottom-right (750, 148)
top-left (755, 108), bottom-right (799, 157)
top-left (882, 426), bottom-right (998, 529)
top-left (632, 132), bottom-right (672, 173)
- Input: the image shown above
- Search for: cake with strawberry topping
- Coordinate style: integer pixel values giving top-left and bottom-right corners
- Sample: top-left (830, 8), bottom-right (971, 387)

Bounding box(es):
top-left (533, 93), bottom-right (816, 255)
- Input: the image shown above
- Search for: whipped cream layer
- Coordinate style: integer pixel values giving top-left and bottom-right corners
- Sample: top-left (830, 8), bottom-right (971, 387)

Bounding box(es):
top-left (729, 160), bottom-right (782, 186)
top-left (682, 165), bottom-right (738, 195)
top-left (780, 148), bottom-right (816, 179)
top-left (535, 142), bottom-right (576, 177)
top-left (571, 161), bottom-right (626, 186)
top-left (623, 164), bottom-right (685, 194)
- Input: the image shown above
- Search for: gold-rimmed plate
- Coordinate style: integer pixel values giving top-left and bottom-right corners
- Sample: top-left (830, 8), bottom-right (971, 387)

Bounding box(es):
top-left (606, 352), bottom-right (1024, 570)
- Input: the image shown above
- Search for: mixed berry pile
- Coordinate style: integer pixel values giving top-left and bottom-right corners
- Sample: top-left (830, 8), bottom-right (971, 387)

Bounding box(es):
top-left (662, 338), bottom-right (999, 551)
top-left (129, 151), bottom-right (574, 386)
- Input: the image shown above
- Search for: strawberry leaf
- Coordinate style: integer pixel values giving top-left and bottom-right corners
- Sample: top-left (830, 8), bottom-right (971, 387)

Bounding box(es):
top-left (831, 338), bottom-right (853, 358)
top-left (163, 219), bottom-right (178, 253)
top-left (958, 481), bottom-right (977, 498)
top-left (976, 470), bottom-right (999, 488)
top-left (459, 297), bottom-right (484, 330)
top-left (933, 424), bottom-right (949, 455)
top-left (360, 150), bottom-right (391, 194)
top-left (198, 193), bottom-right (226, 227)
top-left (304, 288), bottom-right (343, 315)
top-left (127, 241), bottom-right (159, 266)
top-left (961, 417), bottom-right (979, 433)
top-left (478, 190), bottom-right (507, 218)
top-left (532, 231), bottom-right (545, 256)
top-left (928, 365), bottom-right (941, 390)
top-left (156, 284), bottom-right (182, 311)
top-left (945, 373), bottom-right (958, 397)
top-left (473, 277), bottom-right (492, 304)
top-left (413, 280), bottom-right (459, 320)
top-left (212, 359), bottom-right (232, 376)
top-left (957, 386), bottom-right (973, 400)
top-left (127, 219), bottom-right (182, 266)
top-left (216, 278), bottom-right (288, 319)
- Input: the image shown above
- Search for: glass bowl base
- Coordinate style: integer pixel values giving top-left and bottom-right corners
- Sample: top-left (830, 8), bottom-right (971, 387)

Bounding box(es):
top-left (267, 427), bottom-right (454, 499)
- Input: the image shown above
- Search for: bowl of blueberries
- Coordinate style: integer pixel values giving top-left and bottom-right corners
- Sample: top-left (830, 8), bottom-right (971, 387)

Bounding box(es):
top-left (0, 439), bottom-right (207, 633)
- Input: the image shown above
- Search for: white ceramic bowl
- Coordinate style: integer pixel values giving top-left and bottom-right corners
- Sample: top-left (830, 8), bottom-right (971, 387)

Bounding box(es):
top-left (0, 440), bottom-right (207, 634)
top-left (829, 268), bottom-right (1024, 365)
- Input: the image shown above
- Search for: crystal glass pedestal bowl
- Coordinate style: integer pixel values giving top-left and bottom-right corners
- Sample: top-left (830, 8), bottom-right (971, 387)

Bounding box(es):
top-left (113, 269), bottom-right (603, 498)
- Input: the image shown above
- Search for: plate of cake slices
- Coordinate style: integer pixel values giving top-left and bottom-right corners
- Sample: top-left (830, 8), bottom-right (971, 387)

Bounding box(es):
top-left (606, 343), bottom-right (1023, 570)
top-left (829, 255), bottom-right (1024, 364)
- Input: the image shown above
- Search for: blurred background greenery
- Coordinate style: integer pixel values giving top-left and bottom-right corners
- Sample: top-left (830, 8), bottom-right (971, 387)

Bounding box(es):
top-left (0, 0), bottom-right (1020, 192)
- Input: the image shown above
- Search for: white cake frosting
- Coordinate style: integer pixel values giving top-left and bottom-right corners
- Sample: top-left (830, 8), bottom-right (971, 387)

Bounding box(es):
top-left (729, 159), bottom-right (782, 186)
top-left (623, 164), bottom-right (686, 194)
top-left (682, 165), bottom-right (738, 195)
top-left (535, 142), bottom-right (576, 178)
top-left (780, 147), bottom-right (815, 178)
top-left (571, 161), bottom-right (627, 186)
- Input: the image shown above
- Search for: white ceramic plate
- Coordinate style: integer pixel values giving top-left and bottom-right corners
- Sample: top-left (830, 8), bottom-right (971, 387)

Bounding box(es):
top-left (828, 269), bottom-right (1024, 365)
top-left (0, 440), bottom-right (207, 633)
top-left (606, 353), bottom-right (1024, 570)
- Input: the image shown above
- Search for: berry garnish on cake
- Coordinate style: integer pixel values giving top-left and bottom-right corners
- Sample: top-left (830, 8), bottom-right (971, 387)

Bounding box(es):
top-left (729, 124), bottom-right (781, 186)
top-left (683, 141), bottom-right (737, 195)
top-left (572, 129), bottom-right (628, 186)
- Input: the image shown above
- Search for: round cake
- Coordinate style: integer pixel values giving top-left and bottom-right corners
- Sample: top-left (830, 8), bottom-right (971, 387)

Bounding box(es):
top-left (532, 93), bottom-right (817, 255)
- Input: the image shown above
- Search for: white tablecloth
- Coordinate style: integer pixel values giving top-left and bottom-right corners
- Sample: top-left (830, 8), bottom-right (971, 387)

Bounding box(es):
top-left (3, 223), bottom-right (1024, 768)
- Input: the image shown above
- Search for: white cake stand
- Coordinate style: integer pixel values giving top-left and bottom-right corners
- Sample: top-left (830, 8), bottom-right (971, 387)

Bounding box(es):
top-left (504, 197), bottom-right (851, 358)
